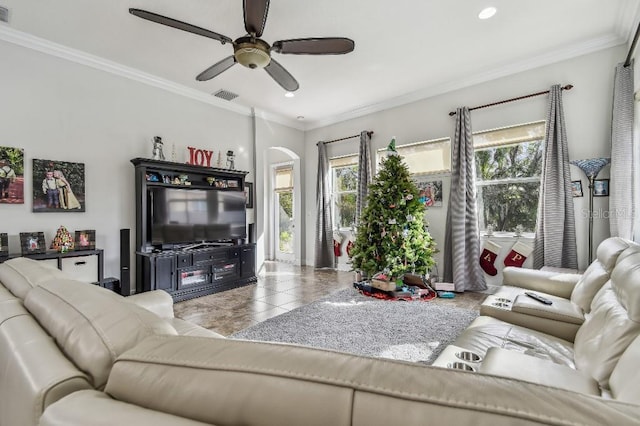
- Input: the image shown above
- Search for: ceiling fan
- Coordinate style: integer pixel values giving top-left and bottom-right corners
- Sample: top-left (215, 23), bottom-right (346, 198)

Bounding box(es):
top-left (129, 0), bottom-right (355, 92)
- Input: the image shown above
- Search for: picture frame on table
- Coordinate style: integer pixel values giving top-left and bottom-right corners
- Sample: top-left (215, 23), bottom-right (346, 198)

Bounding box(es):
top-left (593, 179), bottom-right (609, 197)
top-left (19, 232), bottom-right (46, 255)
top-left (571, 180), bottom-right (583, 197)
top-left (75, 230), bottom-right (96, 250)
top-left (244, 182), bottom-right (254, 208)
top-left (0, 233), bottom-right (8, 257)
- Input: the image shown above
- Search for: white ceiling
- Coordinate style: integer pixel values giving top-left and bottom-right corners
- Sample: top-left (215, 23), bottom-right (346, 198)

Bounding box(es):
top-left (1, 1), bottom-right (639, 130)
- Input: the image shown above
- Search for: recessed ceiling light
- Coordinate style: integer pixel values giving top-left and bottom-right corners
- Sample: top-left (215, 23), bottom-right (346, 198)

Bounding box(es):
top-left (478, 7), bottom-right (497, 20)
top-left (285, 92), bottom-right (295, 98)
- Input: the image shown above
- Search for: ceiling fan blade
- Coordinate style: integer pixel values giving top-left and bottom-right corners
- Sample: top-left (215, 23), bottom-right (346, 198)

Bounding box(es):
top-left (264, 59), bottom-right (299, 92)
top-left (129, 8), bottom-right (233, 45)
top-left (243, 0), bottom-right (269, 37)
top-left (272, 37), bottom-right (355, 55)
top-left (196, 56), bottom-right (237, 81)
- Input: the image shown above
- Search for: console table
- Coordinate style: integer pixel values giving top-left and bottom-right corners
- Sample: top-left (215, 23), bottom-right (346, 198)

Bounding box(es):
top-left (0, 249), bottom-right (104, 283)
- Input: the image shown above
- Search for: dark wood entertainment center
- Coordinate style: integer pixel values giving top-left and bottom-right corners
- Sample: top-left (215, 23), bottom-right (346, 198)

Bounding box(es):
top-left (131, 158), bottom-right (257, 301)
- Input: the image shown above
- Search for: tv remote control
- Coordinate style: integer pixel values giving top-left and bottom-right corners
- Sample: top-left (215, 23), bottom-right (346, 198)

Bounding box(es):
top-left (524, 292), bottom-right (553, 305)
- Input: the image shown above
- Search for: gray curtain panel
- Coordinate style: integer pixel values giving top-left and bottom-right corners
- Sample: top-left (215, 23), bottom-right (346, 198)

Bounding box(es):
top-left (356, 131), bottom-right (372, 225)
top-left (533, 85), bottom-right (578, 269)
top-left (315, 142), bottom-right (334, 268)
top-left (610, 61), bottom-right (635, 240)
top-left (443, 107), bottom-right (487, 292)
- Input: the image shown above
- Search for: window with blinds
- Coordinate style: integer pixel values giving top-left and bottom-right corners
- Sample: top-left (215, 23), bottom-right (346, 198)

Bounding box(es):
top-left (376, 138), bottom-right (451, 175)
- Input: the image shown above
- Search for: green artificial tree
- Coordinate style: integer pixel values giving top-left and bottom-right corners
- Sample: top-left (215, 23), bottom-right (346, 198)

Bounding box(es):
top-left (350, 139), bottom-right (436, 280)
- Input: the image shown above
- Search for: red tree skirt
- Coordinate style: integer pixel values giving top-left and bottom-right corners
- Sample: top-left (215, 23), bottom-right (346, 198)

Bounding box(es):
top-left (355, 286), bottom-right (437, 301)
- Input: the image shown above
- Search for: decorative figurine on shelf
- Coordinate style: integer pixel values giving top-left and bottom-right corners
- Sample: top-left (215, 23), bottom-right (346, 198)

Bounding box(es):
top-left (217, 152), bottom-right (223, 167)
top-left (226, 150), bottom-right (235, 170)
top-left (206, 177), bottom-right (215, 186)
top-left (151, 136), bottom-right (165, 161)
top-left (51, 225), bottom-right (74, 252)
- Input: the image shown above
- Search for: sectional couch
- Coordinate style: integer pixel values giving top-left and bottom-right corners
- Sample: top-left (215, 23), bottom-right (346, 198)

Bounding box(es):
top-left (1, 251), bottom-right (640, 425)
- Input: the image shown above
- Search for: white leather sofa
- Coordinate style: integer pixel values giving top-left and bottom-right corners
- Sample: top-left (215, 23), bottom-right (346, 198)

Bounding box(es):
top-left (434, 238), bottom-right (640, 401)
top-left (479, 237), bottom-right (636, 341)
top-left (2, 257), bottom-right (640, 425)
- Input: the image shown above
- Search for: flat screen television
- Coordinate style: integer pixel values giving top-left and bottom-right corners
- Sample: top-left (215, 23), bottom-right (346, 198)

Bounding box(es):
top-left (148, 187), bottom-right (246, 246)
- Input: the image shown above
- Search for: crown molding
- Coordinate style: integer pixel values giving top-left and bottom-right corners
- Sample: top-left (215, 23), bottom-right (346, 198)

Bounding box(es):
top-left (0, 26), bottom-right (261, 116)
top-left (305, 33), bottom-right (625, 131)
top-left (252, 109), bottom-right (305, 131)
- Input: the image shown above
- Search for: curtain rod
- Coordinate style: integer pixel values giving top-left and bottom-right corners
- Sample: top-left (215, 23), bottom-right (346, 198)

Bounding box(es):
top-left (317, 131), bottom-right (374, 145)
top-left (448, 84), bottom-right (573, 116)
top-left (625, 20), bottom-right (640, 67)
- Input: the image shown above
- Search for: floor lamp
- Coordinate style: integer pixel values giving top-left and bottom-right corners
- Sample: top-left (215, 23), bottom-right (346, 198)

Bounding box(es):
top-left (570, 157), bottom-right (610, 262)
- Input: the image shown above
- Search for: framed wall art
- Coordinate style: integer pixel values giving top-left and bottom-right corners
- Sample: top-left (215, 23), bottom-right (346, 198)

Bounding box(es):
top-left (411, 175), bottom-right (443, 207)
top-left (593, 179), bottom-right (609, 197)
top-left (19, 232), bottom-right (46, 255)
top-left (571, 180), bottom-right (583, 197)
top-left (32, 159), bottom-right (85, 212)
top-left (0, 146), bottom-right (25, 205)
top-left (244, 182), bottom-right (254, 208)
top-left (75, 230), bottom-right (96, 250)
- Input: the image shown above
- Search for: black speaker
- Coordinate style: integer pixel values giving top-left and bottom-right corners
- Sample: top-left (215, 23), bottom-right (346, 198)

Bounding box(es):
top-left (120, 229), bottom-right (131, 296)
top-left (248, 223), bottom-right (255, 244)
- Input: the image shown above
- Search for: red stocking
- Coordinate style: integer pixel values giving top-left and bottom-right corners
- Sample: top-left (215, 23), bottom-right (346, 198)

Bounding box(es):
top-left (333, 240), bottom-right (342, 257)
top-left (504, 241), bottom-right (533, 268)
top-left (479, 240), bottom-right (501, 276)
top-left (333, 231), bottom-right (343, 257)
top-left (346, 240), bottom-right (354, 257)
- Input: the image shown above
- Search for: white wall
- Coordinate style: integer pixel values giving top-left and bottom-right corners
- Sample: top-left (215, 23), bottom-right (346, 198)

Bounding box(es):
top-left (304, 46), bottom-right (625, 272)
top-left (0, 39), bottom-right (254, 281)
top-left (254, 117), bottom-right (305, 271)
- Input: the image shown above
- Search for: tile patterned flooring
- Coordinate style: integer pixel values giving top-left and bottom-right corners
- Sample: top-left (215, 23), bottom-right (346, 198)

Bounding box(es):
top-left (174, 261), bottom-right (487, 336)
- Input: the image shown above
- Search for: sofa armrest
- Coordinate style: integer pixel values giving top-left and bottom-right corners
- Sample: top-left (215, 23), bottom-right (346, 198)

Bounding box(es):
top-left (126, 290), bottom-right (175, 319)
top-left (479, 347), bottom-right (600, 395)
top-left (502, 267), bottom-right (581, 299)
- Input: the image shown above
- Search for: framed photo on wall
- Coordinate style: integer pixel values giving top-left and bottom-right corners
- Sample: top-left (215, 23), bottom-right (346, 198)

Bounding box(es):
top-left (411, 175), bottom-right (443, 207)
top-left (0, 146), bottom-right (25, 204)
top-left (32, 159), bottom-right (85, 213)
top-left (593, 179), bottom-right (609, 197)
top-left (244, 182), bottom-right (254, 208)
top-left (19, 232), bottom-right (46, 255)
top-left (571, 180), bottom-right (583, 197)
top-left (75, 230), bottom-right (96, 250)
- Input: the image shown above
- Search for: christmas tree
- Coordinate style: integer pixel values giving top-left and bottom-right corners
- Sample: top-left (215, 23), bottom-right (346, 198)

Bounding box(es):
top-left (50, 225), bottom-right (75, 252)
top-left (350, 139), bottom-right (436, 279)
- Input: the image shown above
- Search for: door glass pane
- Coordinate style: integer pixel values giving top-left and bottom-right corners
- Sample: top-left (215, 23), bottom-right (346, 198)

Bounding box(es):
top-left (278, 190), bottom-right (294, 254)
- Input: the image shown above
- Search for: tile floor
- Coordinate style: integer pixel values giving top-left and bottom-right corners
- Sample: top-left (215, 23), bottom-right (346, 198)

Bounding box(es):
top-left (174, 261), bottom-right (487, 336)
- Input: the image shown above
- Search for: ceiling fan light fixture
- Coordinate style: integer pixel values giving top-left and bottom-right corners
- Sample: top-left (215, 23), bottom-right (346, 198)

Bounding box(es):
top-left (284, 92), bottom-right (295, 98)
top-left (234, 38), bottom-right (271, 69)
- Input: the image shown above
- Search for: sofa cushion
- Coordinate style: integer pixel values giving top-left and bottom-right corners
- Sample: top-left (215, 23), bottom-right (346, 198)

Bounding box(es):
top-left (0, 313), bottom-right (91, 426)
top-left (569, 261), bottom-right (609, 313)
top-left (573, 252), bottom-right (640, 389)
top-left (448, 316), bottom-right (575, 366)
top-left (24, 279), bottom-right (178, 390)
top-left (0, 257), bottom-right (68, 300)
top-left (596, 237), bottom-right (634, 273)
top-left (478, 347), bottom-right (600, 395)
top-left (609, 335), bottom-right (640, 404)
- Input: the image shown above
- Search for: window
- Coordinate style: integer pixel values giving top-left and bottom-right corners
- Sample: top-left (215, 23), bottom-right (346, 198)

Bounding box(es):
top-left (376, 138), bottom-right (451, 175)
top-left (474, 121), bottom-right (546, 233)
top-left (330, 155), bottom-right (358, 229)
